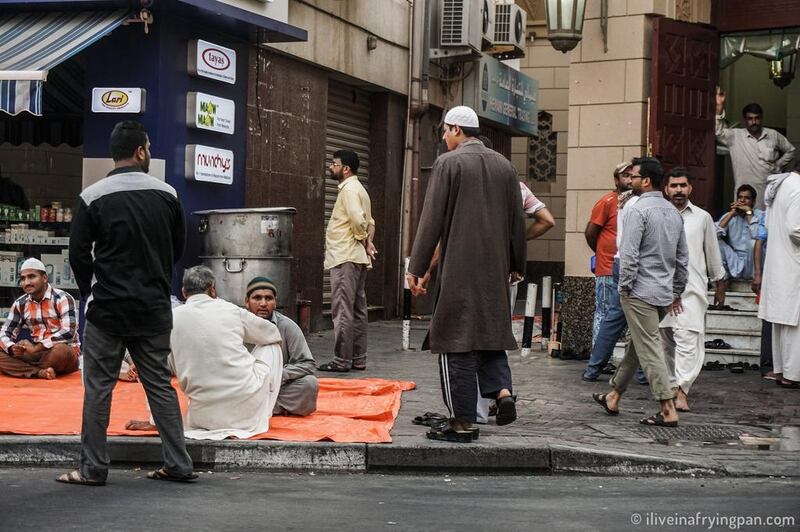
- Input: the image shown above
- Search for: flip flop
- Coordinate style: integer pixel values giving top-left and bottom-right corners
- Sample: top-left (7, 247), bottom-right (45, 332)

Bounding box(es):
top-left (55, 470), bottom-right (105, 486)
top-left (411, 412), bottom-right (448, 426)
top-left (592, 392), bottom-right (619, 416)
top-left (318, 361), bottom-right (350, 373)
top-left (147, 467), bottom-right (199, 483)
top-left (425, 422), bottom-right (475, 443)
top-left (639, 413), bottom-right (678, 427)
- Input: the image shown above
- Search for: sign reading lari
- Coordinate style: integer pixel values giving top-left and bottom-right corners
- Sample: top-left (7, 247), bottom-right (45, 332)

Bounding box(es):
top-left (188, 40), bottom-right (236, 84)
top-left (187, 92), bottom-right (235, 135)
top-left (91, 88), bottom-right (146, 113)
top-left (185, 145), bottom-right (234, 185)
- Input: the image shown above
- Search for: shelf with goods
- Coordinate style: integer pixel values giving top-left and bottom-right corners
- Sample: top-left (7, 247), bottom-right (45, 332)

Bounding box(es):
top-left (0, 212), bottom-right (79, 320)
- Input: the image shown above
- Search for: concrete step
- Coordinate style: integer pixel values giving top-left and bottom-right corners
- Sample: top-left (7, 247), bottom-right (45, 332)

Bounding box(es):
top-left (705, 328), bottom-right (761, 351)
top-left (727, 280), bottom-right (753, 293)
top-left (705, 310), bottom-right (760, 332)
top-left (706, 291), bottom-right (758, 312)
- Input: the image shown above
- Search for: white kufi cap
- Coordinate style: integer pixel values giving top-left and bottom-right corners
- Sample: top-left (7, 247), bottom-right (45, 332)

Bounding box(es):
top-left (20, 258), bottom-right (47, 273)
top-left (444, 106), bottom-right (479, 128)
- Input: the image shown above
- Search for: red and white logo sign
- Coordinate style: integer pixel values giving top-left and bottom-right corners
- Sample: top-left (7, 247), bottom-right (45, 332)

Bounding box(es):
top-left (189, 40), bottom-right (236, 85)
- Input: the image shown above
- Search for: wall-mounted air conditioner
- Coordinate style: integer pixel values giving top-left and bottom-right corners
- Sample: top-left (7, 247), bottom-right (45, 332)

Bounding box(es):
top-left (481, 0), bottom-right (495, 51)
top-left (489, 1), bottom-right (526, 60)
top-left (430, 0), bottom-right (483, 61)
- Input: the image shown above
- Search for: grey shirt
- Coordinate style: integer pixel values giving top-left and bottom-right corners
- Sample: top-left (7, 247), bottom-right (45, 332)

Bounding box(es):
top-left (618, 191), bottom-right (689, 307)
top-left (272, 311), bottom-right (316, 384)
top-left (716, 111), bottom-right (795, 211)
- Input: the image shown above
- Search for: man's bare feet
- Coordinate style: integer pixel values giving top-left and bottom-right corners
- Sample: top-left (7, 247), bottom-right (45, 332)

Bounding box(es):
top-left (659, 398), bottom-right (679, 424)
top-left (36, 367), bottom-right (56, 380)
top-left (125, 419), bottom-right (156, 431)
top-left (674, 388), bottom-right (690, 412)
top-left (605, 390), bottom-right (620, 412)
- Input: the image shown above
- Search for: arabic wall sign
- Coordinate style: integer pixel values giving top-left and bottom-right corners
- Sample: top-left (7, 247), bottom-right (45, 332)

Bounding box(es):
top-left (186, 92), bottom-right (235, 135)
top-left (464, 55), bottom-right (538, 136)
top-left (188, 39), bottom-right (236, 85)
top-left (90, 88), bottom-right (146, 113)
top-left (185, 144), bottom-right (234, 185)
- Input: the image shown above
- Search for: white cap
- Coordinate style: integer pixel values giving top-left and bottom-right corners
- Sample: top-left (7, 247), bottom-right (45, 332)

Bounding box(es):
top-left (444, 106), bottom-right (479, 128)
top-left (20, 258), bottom-right (46, 273)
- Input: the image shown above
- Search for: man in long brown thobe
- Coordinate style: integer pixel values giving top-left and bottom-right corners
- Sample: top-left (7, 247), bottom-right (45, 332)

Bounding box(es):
top-left (407, 106), bottom-right (526, 442)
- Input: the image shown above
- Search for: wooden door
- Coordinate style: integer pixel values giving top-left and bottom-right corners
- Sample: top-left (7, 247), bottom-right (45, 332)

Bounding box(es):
top-left (650, 17), bottom-right (719, 209)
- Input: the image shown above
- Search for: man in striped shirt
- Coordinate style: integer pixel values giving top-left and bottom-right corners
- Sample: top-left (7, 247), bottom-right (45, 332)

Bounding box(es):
top-left (0, 258), bottom-right (80, 379)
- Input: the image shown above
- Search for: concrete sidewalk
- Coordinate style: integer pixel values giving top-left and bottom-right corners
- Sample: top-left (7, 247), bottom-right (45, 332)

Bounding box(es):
top-left (1, 320), bottom-right (798, 477)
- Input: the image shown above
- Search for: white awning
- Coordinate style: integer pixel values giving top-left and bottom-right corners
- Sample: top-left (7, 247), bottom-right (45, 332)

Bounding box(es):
top-left (0, 10), bottom-right (129, 116)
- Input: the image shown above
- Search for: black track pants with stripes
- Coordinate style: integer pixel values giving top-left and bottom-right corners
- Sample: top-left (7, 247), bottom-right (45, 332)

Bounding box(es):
top-left (438, 351), bottom-right (513, 422)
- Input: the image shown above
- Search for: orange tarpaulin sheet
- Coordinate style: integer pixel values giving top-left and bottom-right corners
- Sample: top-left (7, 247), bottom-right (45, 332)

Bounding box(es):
top-left (0, 373), bottom-right (416, 443)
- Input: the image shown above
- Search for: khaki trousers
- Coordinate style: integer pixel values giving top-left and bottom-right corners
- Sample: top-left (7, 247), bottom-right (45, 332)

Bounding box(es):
top-left (330, 262), bottom-right (368, 367)
top-left (610, 294), bottom-right (673, 401)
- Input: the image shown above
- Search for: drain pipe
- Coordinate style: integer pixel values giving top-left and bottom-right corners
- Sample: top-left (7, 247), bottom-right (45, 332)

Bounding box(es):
top-left (399, 0), bottom-right (429, 323)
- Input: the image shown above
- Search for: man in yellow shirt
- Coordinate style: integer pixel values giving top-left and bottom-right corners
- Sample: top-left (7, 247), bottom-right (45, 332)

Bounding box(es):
top-left (319, 149), bottom-right (377, 372)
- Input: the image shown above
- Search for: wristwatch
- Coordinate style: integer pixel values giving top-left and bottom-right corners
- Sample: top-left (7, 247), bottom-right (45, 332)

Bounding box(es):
top-left (746, 210), bottom-right (753, 216)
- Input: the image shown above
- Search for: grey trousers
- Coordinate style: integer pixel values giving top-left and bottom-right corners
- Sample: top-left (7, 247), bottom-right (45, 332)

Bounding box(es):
top-left (79, 321), bottom-right (193, 482)
top-left (330, 262), bottom-right (368, 367)
top-left (610, 294), bottom-right (673, 401)
top-left (274, 375), bottom-right (319, 416)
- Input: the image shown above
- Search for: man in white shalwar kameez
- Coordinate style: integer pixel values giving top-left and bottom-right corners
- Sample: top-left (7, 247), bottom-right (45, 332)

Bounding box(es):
top-left (171, 266), bottom-right (284, 439)
top-left (660, 169), bottom-right (725, 411)
top-left (758, 168), bottom-right (800, 387)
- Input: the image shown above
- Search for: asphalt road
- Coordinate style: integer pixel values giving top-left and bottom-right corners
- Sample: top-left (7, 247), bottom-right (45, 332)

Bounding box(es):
top-left (0, 469), bottom-right (798, 532)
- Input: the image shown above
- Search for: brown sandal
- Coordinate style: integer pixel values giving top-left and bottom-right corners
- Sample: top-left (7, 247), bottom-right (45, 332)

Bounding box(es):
top-left (55, 470), bottom-right (105, 486)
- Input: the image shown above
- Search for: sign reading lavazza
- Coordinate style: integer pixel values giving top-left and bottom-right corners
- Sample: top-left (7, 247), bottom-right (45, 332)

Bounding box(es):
top-left (187, 92), bottom-right (235, 134)
top-left (188, 39), bottom-right (236, 84)
top-left (185, 145), bottom-right (234, 185)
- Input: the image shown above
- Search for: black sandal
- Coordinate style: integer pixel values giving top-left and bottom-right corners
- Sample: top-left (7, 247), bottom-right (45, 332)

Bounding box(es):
top-left (496, 396), bottom-right (517, 426)
top-left (55, 470), bottom-right (105, 486)
top-left (147, 467), bottom-right (199, 482)
top-left (425, 421), bottom-right (475, 443)
top-left (592, 392), bottom-right (619, 416)
top-left (639, 413), bottom-right (677, 427)
top-left (318, 361), bottom-right (350, 373)
top-left (412, 412), bottom-right (448, 426)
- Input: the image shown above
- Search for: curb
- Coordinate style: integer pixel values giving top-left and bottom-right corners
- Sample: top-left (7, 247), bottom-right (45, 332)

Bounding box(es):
top-left (0, 436), bottom-right (735, 477)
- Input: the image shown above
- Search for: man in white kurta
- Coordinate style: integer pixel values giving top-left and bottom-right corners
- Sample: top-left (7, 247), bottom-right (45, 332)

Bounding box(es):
top-left (660, 170), bottom-right (725, 410)
top-left (758, 170), bottom-right (800, 386)
top-left (171, 266), bottom-right (284, 440)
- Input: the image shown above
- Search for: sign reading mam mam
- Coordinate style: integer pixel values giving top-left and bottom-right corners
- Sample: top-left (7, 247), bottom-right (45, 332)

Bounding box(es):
top-left (188, 40), bottom-right (236, 84)
top-left (91, 88), bottom-right (146, 113)
top-left (185, 144), bottom-right (234, 185)
top-left (465, 55), bottom-right (538, 136)
top-left (187, 92), bottom-right (235, 134)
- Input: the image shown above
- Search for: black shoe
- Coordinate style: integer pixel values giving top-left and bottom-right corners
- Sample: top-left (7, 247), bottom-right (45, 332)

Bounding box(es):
top-left (581, 373), bottom-right (599, 382)
top-left (495, 396), bottom-right (517, 426)
top-left (601, 363), bottom-right (617, 375)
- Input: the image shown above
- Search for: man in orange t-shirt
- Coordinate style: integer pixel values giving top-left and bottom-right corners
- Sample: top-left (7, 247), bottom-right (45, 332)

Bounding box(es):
top-left (584, 162), bottom-right (633, 346)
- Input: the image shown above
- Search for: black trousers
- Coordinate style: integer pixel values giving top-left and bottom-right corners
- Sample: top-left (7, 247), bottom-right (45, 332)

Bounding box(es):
top-left (79, 321), bottom-right (194, 482)
top-left (761, 319), bottom-right (773, 375)
top-left (438, 351), bottom-right (512, 422)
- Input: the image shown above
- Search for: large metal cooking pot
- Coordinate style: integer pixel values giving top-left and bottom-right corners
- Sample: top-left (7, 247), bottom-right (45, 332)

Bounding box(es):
top-left (194, 208), bottom-right (295, 311)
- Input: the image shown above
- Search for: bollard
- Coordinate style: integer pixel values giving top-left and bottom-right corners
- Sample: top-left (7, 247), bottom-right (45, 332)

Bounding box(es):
top-left (402, 257), bottom-right (411, 351)
top-left (521, 283), bottom-right (537, 358)
top-left (541, 276), bottom-right (552, 348)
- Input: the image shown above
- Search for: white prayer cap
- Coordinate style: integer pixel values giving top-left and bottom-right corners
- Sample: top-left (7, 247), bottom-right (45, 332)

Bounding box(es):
top-left (20, 258), bottom-right (46, 273)
top-left (444, 106), bottom-right (479, 128)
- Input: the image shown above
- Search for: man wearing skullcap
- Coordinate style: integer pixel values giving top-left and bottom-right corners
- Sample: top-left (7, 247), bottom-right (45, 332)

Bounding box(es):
top-left (0, 258), bottom-right (80, 379)
top-left (245, 276), bottom-right (318, 416)
top-left (407, 106), bottom-right (526, 443)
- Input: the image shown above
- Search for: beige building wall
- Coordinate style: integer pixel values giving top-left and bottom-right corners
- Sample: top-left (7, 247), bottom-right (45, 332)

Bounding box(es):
top-left (514, 15), bottom-right (569, 264)
top-left (266, 0), bottom-right (410, 94)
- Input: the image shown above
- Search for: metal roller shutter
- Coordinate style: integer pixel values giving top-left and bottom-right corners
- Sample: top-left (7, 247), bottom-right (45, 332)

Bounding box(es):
top-left (323, 81), bottom-right (371, 307)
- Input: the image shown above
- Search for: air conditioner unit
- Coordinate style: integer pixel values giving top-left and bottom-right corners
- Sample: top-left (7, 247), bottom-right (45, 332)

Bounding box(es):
top-left (430, 0), bottom-right (483, 61)
top-left (481, 0), bottom-right (495, 51)
top-left (490, 2), bottom-right (526, 60)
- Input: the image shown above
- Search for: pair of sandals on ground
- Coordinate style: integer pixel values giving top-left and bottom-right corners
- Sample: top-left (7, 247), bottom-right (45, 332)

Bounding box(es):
top-left (412, 395), bottom-right (517, 443)
top-left (55, 467), bottom-right (199, 486)
top-left (592, 391), bottom-right (683, 428)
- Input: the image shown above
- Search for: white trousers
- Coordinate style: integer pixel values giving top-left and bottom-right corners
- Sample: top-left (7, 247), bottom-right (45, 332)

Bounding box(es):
top-left (660, 327), bottom-right (704, 395)
top-left (772, 323), bottom-right (800, 381)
